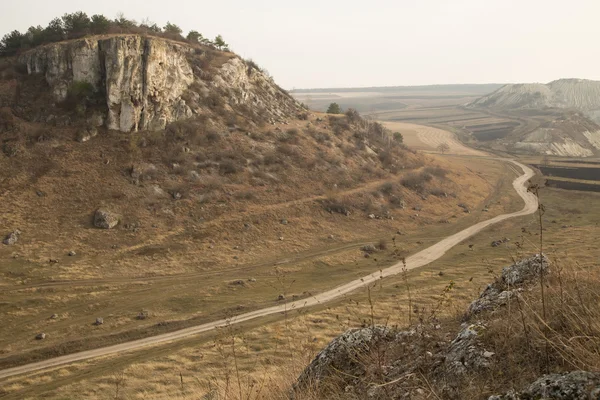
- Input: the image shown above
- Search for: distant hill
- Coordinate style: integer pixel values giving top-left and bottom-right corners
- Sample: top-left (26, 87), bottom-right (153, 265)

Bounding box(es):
top-left (471, 79), bottom-right (600, 123)
top-left (291, 84), bottom-right (503, 95)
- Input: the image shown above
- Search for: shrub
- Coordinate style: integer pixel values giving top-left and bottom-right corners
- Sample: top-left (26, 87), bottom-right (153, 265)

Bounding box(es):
top-left (429, 188), bottom-right (448, 197)
top-left (219, 160), bottom-right (241, 175)
top-left (400, 171), bottom-right (432, 191)
top-left (379, 182), bottom-right (395, 195)
top-left (322, 197), bottom-right (352, 215)
top-left (245, 59), bottom-right (262, 74)
top-left (277, 143), bottom-right (298, 157)
top-left (234, 190), bottom-right (256, 200)
top-left (345, 108), bottom-right (361, 124)
top-left (424, 166), bottom-right (447, 178)
top-left (0, 107), bottom-right (16, 132)
top-left (297, 112), bottom-right (309, 120)
top-left (393, 132), bottom-right (404, 143)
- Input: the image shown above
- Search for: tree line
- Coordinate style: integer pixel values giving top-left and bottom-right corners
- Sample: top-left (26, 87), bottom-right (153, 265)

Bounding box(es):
top-left (0, 11), bottom-right (229, 57)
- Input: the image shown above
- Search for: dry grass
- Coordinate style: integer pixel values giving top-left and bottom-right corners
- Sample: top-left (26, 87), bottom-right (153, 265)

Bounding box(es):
top-left (15, 184), bottom-right (599, 400)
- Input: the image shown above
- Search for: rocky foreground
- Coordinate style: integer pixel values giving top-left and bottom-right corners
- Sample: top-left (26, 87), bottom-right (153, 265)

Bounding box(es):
top-left (293, 255), bottom-right (600, 399)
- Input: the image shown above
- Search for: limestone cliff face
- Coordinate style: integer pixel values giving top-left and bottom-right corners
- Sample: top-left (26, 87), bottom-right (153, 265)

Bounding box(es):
top-left (18, 35), bottom-right (299, 132)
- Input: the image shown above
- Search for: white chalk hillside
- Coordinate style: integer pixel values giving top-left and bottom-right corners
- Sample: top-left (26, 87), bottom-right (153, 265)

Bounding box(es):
top-left (471, 79), bottom-right (600, 123)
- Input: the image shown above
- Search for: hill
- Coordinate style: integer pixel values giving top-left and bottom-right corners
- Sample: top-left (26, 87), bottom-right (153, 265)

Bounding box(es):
top-left (471, 79), bottom-right (600, 122)
top-left (0, 25), bottom-right (516, 388)
top-left (467, 79), bottom-right (600, 157)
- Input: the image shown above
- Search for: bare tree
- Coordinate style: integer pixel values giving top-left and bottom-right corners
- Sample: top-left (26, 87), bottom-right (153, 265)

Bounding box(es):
top-left (437, 143), bottom-right (450, 154)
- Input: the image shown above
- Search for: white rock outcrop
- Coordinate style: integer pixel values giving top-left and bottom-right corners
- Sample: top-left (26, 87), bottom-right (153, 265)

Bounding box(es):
top-left (18, 36), bottom-right (299, 132)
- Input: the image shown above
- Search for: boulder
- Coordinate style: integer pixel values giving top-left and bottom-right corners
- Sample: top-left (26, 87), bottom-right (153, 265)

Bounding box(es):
top-left (76, 126), bottom-right (98, 142)
top-left (443, 323), bottom-right (492, 377)
top-left (3, 229), bottom-right (21, 245)
top-left (95, 317), bottom-right (104, 325)
top-left (295, 326), bottom-right (399, 390)
top-left (137, 310), bottom-right (149, 320)
top-left (360, 244), bottom-right (377, 254)
top-left (467, 254), bottom-right (549, 316)
top-left (94, 209), bottom-right (120, 229)
top-left (488, 371), bottom-right (600, 399)
top-left (35, 333), bottom-right (46, 340)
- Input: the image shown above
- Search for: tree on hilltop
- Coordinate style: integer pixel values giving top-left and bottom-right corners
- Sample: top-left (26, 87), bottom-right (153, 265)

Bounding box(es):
top-left (0, 31), bottom-right (25, 56)
top-left (163, 22), bottom-right (183, 37)
top-left (62, 12), bottom-right (91, 39)
top-left (214, 34), bottom-right (228, 50)
top-left (186, 30), bottom-right (204, 43)
top-left (327, 102), bottom-right (342, 114)
top-left (90, 15), bottom-right (111, 35)
top-left (43, 18), bottom-right (65, 42)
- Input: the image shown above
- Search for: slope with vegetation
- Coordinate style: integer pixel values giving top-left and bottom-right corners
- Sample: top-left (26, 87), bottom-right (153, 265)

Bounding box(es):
top-left (0, 18), bottom-right (514, 385)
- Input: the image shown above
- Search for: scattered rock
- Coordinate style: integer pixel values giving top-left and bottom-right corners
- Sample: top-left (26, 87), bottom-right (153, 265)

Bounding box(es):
top-left (95, 317), bottom-right (104, 325)
top-left (137, 310), bottom-right (149, 320)
top-left (443, 322), bottom-right (491, 377)
top-left (467, 254), bottom-right (549, 316)
top-left (295, 326), bottom-right (400, 391)
top-left (488, 371), bottom-right (600, 400)
top-left (368, 214), bottom-right (376, 219)
top-left (277, 294), bottom-right (286, 301)
top-left (35, 333), bottom-right (46, 340)
top-left (248, 278), bottom-right (257, 283)
top-left (3, 230), bottom-right (21, 245)
top-left (230, 280), bottom-right (246, 286)
top-left (94, 209), bottom-right (120, 229)
top-left (491, 237), bottom-right (510, 247)
top-left (360, 244), bottom-right (377, 254)
top-left (76, 127), bottom-right (98, 143)
top-left (49, 259), bottom-right (59, 264)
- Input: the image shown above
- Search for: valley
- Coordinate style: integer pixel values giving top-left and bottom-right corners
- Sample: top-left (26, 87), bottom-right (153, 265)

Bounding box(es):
top-left (1, 6), bottom-right (600, 399)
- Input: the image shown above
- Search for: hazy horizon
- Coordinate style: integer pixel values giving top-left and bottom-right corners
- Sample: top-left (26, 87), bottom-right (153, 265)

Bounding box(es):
top-left (2, 0), bottom-right (599, 89)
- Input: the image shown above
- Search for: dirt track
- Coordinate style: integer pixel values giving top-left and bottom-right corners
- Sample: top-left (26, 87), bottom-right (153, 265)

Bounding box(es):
top-left (382, 121), bottom-right (487, 156)
top-left (0, 155), bottom-right (537, 380)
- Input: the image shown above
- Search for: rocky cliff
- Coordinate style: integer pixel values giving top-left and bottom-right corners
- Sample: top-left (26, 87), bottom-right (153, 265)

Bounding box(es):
top-left (17, 35), bottom-right (300, 132)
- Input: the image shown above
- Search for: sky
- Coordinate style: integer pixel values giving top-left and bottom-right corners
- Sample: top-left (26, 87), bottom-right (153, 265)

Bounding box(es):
top-left (1, 0), bottom-right (599, 89)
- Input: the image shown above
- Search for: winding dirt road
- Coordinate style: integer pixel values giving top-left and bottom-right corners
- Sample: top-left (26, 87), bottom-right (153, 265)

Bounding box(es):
top-left (0, 158), bottom-right (537, 381)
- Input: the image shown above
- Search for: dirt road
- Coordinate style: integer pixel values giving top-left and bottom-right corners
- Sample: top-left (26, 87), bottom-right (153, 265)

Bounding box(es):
top-left (0, 158), bottom-right (537, 381)
top-left (382, 121), bottom-right (487, 156)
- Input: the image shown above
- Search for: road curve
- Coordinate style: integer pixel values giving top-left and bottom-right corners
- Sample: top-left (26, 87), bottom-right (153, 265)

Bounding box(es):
top-left (0, 161), bottom-right (537, 381)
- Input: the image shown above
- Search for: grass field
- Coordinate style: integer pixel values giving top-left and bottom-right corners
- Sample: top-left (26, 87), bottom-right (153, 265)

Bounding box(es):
top-left (7, 174), bottom-right (600, 399)
top-left (0, 153), bottom-right (526, 398)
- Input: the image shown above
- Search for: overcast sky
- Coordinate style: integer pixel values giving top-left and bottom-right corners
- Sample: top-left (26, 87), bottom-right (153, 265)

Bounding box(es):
top-left (1, 0), bottom-right (599, 89)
